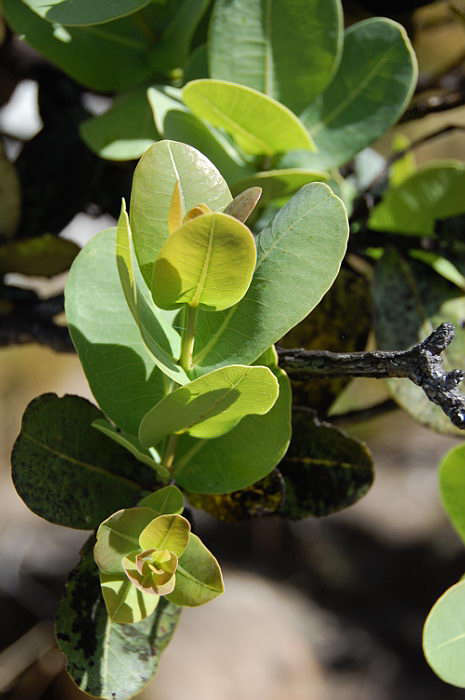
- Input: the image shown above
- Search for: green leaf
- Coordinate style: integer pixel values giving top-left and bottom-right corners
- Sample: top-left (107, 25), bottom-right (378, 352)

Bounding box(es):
top-left (65, 228), bottom-right (169, 436)
top-left (130, 140), bottom-right (232, 287)
top-left (163, 109), bottom-right (253, 184)
top-left (279, 409), bottom-right (374, 518)
top-left (139, 365), bottom-right (279, 447)
top-left (152, 212), bottom-right (256, 311)
top-left (167, 534), bottom-right (224, 606)
top-left (3, 0), bottom-right (153, 92)
top-left (223, 187), bottom-right (262, 223)
top-left (300, 18), bottom-right (417, 169)
top-left (21, 0), bottom-right (152, 26)
top-left (174, 363), bottom-right (291, 493)
top-left (183, 43), bottom-right (209, 82)
top-left (100, 571), bottom-right (160, 624)
top-left (116, 204), bottom-right (189, 385)
top-left (389, 133), bottom-right (416, 187)
top-left (94, 507), bottom-right (157, 574)
top-left (209, 0), bottom-right (342, 114)
top-left (147, 86), bottom-right (186, 134)
top-left (139, 514), bottom-right (190, 555)
top-left (370, 161), bottom-right (465, 236)
top-left (423, 579), bottom-right (465, 688)
top-left (439, 444), bottom-right (465, 545)
top-left (56, 541), bottom-right (181, 699)
top-left (138, 485), bottom-right (184, 515)
top-left (373, 250), bottom-right (465, 435)
top-left (192, 183), bottom-right (349, 374)
top-left (80, 88), bottom-right (158, 161)
top-left (0, 234), bottom-right (79, 276)
top-left (187, 470), bottom-right (284, 522)
top-left (231, 169), bottom-right (328, 203)
top-left (182, 79), bottom-right (315, 156)
top-left (0, 143), bottom-right (20, 239)
top-left (12, 395), bottom-right (155, 530)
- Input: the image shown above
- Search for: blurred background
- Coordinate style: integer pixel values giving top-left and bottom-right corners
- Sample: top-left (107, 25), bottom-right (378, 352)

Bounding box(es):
top-left (2, 1), bottom-right (465, 698)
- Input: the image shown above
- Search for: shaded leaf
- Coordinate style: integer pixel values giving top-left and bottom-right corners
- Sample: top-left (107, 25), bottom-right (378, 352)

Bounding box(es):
top-left (138, 485), bottom-right (184, 515)
top-left (100, 571), bottom-right (160, 625)
top-left (21, 0), bottom-right (152, 26)
top-left (139, 365), bottom-right (279, 447)
top-left (370, 161), bottom-right (465, 236)
top-left (12, 395), bottom-right (155, 530)
top-left (187, 470), bottom-right (284, 522)
top-left (130, 140), bottom-right (232, 287)
top-left (230, 169), bottom-right (328, 203)
top-left (94, 508), bottom-right (157, 574)
top-left (423, 579), bottom-right (465, 688)
top-left (373, 249), bottom-right (465, 435)
top-left (300, 18), bottom-right (417, 169)
top-left (166, 534), bottom-right (224, 607)
top-left (183, 43), bottom-right (209, 82)
top-left (439, 443), bottom-right (465, 545)
top-left (147, 85), bottom-right (186, 134)
top-left (80, 88), bottom-right (158, 161)
top-left (209, 0), bottom-right (342, 114)
top-left (0, 234), bottom-right (79, 276)
top-left (56, 540), bottom-right (181, 699)
top-left (183, 79), bottom-right (314, 156)
top-left (279, 409), bottom-right (374, 518)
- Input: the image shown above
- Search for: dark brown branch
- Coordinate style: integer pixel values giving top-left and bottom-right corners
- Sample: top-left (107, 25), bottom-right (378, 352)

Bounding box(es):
top-left (400, 90), bottom-right (465, 123)
top-left (278, 323), bottom-right (465, 429)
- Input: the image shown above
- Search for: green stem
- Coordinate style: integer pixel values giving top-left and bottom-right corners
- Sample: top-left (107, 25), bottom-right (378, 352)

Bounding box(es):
top-left (162, 434), bottom-right (178, 471)
top-left (180, 305), bottom-right (198, 372)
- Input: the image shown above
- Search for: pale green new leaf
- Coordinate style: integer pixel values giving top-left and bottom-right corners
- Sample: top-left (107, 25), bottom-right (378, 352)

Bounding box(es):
top-left (152, 212), bottom-right (256, 311)
top-left (139, 514), bottom-right (190, 555)
top-left (147, 86), bottom-right (186, 133)
top-left (182, 79), bottom-right (315, 156)
top-left (209, 0), bottom-right (343, 114)
top-left (300, 18), bottom-right (417, 168)
top-left (21, 0), bottom-right (152, 26)
top-left (130, 140), bottom-right (232, 286)
top-left (167, 534), bottom-right (224, 606)
top-left (370, 161), bottom-right (465, 236)
top-left (100, 572), bottom-right (160, 624)
top-left (439, 444), bottom-right (465, 545)
top-left (191, 183), bottom-right (349, 374)
top-left (423, 579), bottom-right (465, 688)
top-left (94, 507), bottom-right (157, 574)
top-left (80, 88), bottom-right (158, 161)
top-left (139, 365), bottom-right (279, 447)
top-left (138, 486), bottom-right (184, 515)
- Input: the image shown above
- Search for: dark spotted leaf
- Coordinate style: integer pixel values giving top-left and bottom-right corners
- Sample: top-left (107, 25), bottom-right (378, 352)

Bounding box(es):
top-left (279, 409), bottom-right (373, 518)
top-left (56, 539), bottom-right (181, 700)
top-left (187, 470), bottom-right (284, 522)
top-left (12, 394), bottom-right (157, 529)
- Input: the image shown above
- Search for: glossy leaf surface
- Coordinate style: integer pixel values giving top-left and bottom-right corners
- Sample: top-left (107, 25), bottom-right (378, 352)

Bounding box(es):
top-left (439, 444), bottom-right (465, 544)
top-left (139, 365), bottom-right (279, 447)
top-left (279, 409), bottom-right (374, 518)
top-left (183, 79), bottom-right (314, 155)
top-left (12, 395), bottom-right (154, 529)
top-left (174, 364), bottom-right (291, 493)
top-left (373, 250), bottom-right (465, 435)
top-left (130, 140), bottom-right (232, 286)
top-left (166, 534), bottom-right (224, 606)
top-left (21, 0), bottom-right (152, 25)
top-left (209, 0), bottom-right (342, 114)
top-left (300, 18), bottom-right (417, 168)
top-left (152, 212), bottom-right (256, 311)
top-left (80, 88), bottom-right (158, 161)
top-left (192, 183), bottom-right (348, 374)
top-left (370, 162), bottom-right (465, 236)
top-left (56, 541), bottom-right (181, 699)
top-left (423, 579), bottom-right (465, 688)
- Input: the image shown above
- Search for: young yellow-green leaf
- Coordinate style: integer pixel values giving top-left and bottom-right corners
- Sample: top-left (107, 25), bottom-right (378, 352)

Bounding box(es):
top-left (147, 85), bottom-right (186, 134)
top-left (130, 140), bottom-right (232, 286)
top-left (370, 161), bottom-right (465, 236)
top-left (167, 534), bottom-right (224, 606)
top-left (152, 212), bottom-right (256, 311)
top-left (439, 444), bottom-right (465, 545)
top-left (300, 18), bottom-right (417, 169)
top-left (231, 169), bottom-right (328, 203)
top-left (423, 579), bottom-right (465, 688)
top-left (209, 0), bottom-right (342, 114)
top-left (94, 507), bottom-right (157, 574)
top-left (389, 133), bottom-right (416, 187)
top-left (223, 187), bottom-right (262, 222)
top-left (21, 0), bottom-right (152, 26)
top-left (138, 485), bottom-right (184, 516)
top-left (139, 514), bottom-right (190, 555)
top-left (80, 88), bottom-right (158, 161)
top-left (182, 79), bottom-right (315, 156)
top-left (139, 365), bottom-right (279, 448)
top-left (100, 571), bottom-right (160, 624)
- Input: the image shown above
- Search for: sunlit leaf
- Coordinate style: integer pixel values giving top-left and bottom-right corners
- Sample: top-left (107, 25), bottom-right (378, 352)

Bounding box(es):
top-left (138, 485), bottom-right (184, 515)
top-left (139, 514), bottom-right (190, 555)
top-left (167, 534), bottom-right (224, 606)
top-left (439, 444), bottom-right (465, 544)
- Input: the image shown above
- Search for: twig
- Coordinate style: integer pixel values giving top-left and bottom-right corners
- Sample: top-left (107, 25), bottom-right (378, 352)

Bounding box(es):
top-left (400, 89), bottom-right (465, 122)
top-left (278, 323), bottom-right (465, 429)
